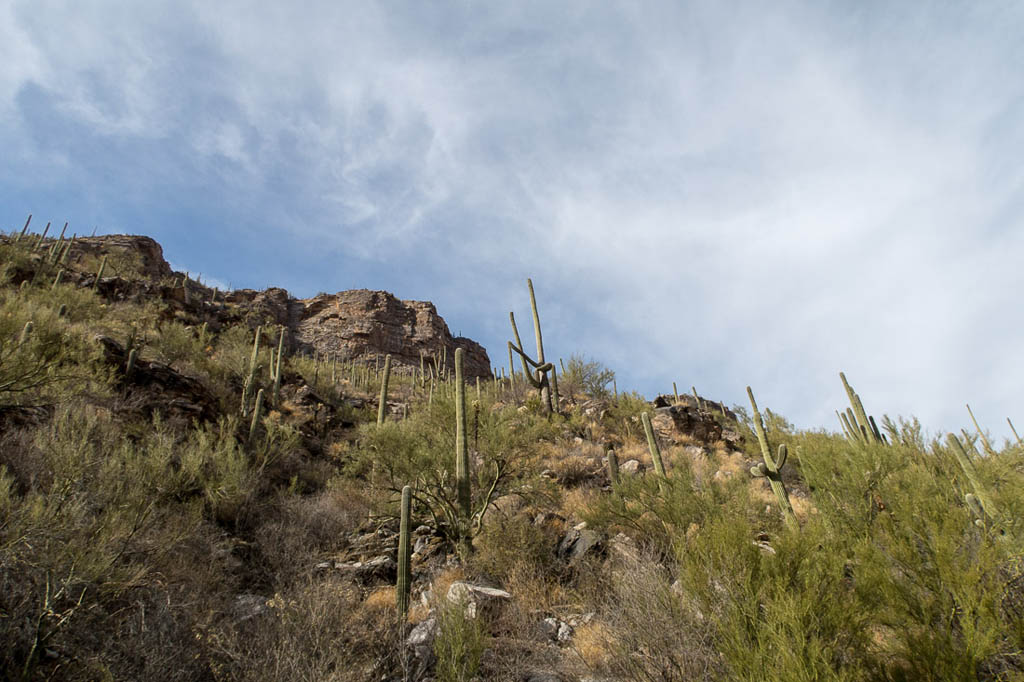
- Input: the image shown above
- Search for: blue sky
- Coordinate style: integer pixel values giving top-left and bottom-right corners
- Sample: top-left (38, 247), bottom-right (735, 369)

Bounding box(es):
top-left (3, 1), bottom-right (1023, 441)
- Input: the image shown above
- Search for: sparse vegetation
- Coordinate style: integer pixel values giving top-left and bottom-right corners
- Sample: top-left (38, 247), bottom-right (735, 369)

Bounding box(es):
top-left (0, 225), bottom-right (1022, 681)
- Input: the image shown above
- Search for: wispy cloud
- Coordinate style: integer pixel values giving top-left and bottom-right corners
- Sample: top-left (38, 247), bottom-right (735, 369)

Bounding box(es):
top-left (2, 1), bottom-right (1022, 438)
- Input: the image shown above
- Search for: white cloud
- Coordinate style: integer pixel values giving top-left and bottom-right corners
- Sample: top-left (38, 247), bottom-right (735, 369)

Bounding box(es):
top-left (3, 1), bottom-right (1023, 439)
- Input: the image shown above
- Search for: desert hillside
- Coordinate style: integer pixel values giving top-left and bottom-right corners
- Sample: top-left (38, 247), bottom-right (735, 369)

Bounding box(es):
top-left (1, 226), bottom-right (1022, 682)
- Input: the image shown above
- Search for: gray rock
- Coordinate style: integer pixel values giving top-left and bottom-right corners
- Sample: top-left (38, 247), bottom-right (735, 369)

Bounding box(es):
top-left (446, 582), bottom-right (512, 619)
top-left (557, 528), bottom-right (606, 564)
top-left (540, 617), bottom-right (573, 644)
top-left (619, 459), bottom-right (644, 476)
top-left (333, 554), bottom-right (397, 584)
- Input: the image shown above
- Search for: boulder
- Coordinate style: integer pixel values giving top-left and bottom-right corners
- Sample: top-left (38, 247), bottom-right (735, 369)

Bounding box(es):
top-left (557, 525), bottom-right (606, 564)
top-left (446, 582), bottom-right (512, 619)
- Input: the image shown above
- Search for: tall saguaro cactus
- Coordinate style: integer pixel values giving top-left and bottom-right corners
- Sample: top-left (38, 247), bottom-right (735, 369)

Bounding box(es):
top-left (455, 348), bottom-right (471, 534)
top-left (508, 278), bottom-right (555, 413)
top-left (397, 485), bottom-right (412, 620)
top-left (747, 386), bottom-right (797, 529)
top-left (377, 354), bottom-right (392, 426)
top-left (641, 412), bottom-right (667, 478)
top-left (241, 326), bottom-right (262, 417)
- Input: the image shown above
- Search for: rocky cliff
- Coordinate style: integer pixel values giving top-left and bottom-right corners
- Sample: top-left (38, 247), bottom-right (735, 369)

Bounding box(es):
top-left (53, 234), bottom-right (492, 378)
top-left (228, 287), bottom-right (491, 378)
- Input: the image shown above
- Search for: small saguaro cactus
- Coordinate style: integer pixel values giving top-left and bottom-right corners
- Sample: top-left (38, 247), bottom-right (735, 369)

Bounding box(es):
top-left (19, 321), bottom-right (33, 345)
top-left (396, 485), bottom-right (412, 620)
top-left (747, 386), bottom-right (797, 529)
top-left (126, 348), bottom-right (138, 377)
top-left (641, 412), bottom-right (667, 479)
top-left (52, 269), bottom-right (64, 289)
top-left (673, 382), bottom-right (680, 404)
top-left (607, 448), bottom-right (621, 488)
top-left (377, 354), bottom-right (392, 426)
top-left (93, 255), bottom-right (107, 291)
top-left (249, 389), bottom-right (265, 441)
top-left (455, 348), bottom-right (471, 526)
top-left (16, 214), bottom-right (31, 242)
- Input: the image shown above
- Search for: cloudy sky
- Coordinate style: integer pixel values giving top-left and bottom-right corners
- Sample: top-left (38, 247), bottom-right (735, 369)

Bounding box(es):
top-left (3, 1), bottom-right (1022, 440)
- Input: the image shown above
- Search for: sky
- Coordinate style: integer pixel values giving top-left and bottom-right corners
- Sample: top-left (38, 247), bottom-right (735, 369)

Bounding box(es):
top-left (2, 1), bottom-right (1023, 441)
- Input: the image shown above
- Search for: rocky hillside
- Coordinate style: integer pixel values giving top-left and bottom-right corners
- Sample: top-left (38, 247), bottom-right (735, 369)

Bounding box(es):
top-left (8, 232), bottom-right (491, 378)
top-left (1, 224), bottom-right (1021, 682)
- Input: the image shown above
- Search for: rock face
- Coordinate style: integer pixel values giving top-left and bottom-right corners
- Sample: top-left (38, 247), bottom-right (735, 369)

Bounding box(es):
top-left (71, 234), bottom-right (492, 379)
top-left (293, 290), bottom-right (490, 379)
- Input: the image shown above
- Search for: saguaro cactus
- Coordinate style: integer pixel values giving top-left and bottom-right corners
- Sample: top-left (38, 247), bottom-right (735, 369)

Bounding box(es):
top-left (270, 328), bottom-right (285, 403)
top-left (455, 348), bottom-right (471, 524)
top-left (840, 372), bottom-right (882, 444)
top-left (966, 404), bottom-right (996, 456)
top-left (641, 412), bottom-right (667, 478)
top-left (397, 485), bottom-right (412, 620)
top-left (747, 386), bottom-right (797, 529)
top-left (377, 354), bottom-right (392, 426)
top-left (508, 278), bottom-right (555, 413)
top-left (947, 433), bottom-right (1001, 527)
top-left (93, 255), bottom-right (107, 291)
top-left (607, 448), bottom-right (621, 488)
top-left (241, 326), bottom-right (262, 417)
top-left (249, 389), bottom-right (265, 441)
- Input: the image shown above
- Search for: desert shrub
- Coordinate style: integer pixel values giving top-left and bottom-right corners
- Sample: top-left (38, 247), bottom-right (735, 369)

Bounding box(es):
top-left (471, 512), bottom-right (563, 585)
top-left (349, 391), bottom-right (553, 544)
top-left (434, 597), bottom-right (488, 682)
top-left (558, 354), bottom-right (616, 401)
top-left (216, 575), bottom-right (401, 682)
top-left (581, 456), bottom-right (755, 555)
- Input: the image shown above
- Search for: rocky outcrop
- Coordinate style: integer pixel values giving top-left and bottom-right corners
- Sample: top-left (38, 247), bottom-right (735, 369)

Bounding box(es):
top-left (52, 234), bottom-right (491, 379)
top-left (67, 235), bottom-right (174, 281)
top-left (292, 289), bottom-right (490, 379)
top-left (226, 287), bottom-right (492, 379)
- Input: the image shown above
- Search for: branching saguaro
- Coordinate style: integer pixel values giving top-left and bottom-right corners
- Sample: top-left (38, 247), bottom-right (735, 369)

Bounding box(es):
top-left (747, 386), bottom-right (797, 529)
top-left (508, 278), bottom-right (554, 413)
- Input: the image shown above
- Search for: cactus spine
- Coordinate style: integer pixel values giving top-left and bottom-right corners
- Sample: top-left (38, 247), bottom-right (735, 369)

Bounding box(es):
top-left (249, 389), bottom-right (265, 441)
top-left (747, 386), bottom-right (797, 529)
top-left (397, 484), bottom-right (412, 620)
top-left (455, 348), bottom-right (471, 527)
top-left (377, 354), bottom-right (392, 426)
top-left (641, 412), bottom-right (667, 478)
